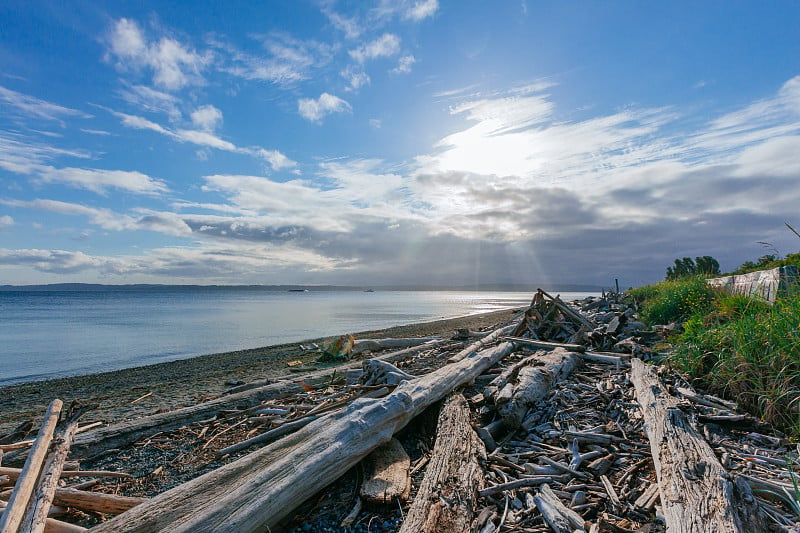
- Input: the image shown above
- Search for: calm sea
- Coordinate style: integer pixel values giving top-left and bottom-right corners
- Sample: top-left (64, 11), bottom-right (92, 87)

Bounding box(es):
top-left (0, 288), bottom-right (596, 386)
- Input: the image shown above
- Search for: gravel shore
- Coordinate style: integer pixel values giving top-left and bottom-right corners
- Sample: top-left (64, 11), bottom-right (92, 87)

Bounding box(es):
top-left (0, 308), bottom-right (520, 435)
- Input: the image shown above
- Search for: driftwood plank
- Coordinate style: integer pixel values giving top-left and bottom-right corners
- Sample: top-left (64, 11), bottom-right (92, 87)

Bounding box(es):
top-left (399, 393), bottom-right (485, 533)
top-left (360, 438), bottom-right (411, 504)
top-left (89, 342), bottom-right (517, 533)
top-left (630, 359), bottom-right (767, 533)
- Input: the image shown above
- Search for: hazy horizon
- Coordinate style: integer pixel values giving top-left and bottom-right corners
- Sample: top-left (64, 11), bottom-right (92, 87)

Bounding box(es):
top-left (2, 2), bottom-right (799, 288)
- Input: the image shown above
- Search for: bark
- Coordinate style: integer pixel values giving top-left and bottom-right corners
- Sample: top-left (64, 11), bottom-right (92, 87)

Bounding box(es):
top-left (88, 342), bottom-right (517, 533)
top-left (52, 488), bottom-right (146, 515)
top-left (399, 394), bottom-right (485, 533)
top-left (630, 359), bottom-right (767, 533)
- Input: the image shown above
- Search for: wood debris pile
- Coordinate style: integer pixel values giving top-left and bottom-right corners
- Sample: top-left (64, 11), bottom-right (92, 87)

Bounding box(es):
top-left (1, 291), bottom-right (798, 533)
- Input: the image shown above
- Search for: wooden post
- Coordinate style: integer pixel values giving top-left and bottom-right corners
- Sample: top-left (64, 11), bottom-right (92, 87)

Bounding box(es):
top-left (399, 393), bottom-right (485, 532)
top-left (630, 359), bottom-right (767, 533)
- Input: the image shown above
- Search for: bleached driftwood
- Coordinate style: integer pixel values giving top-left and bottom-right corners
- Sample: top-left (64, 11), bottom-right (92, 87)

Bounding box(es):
top-left (89, 341), bottom-right (517, 532)
top-left (22, 402), bottom-right (89, 533)
top-left (447, 322), bottom-right (519, 363)
top-left (351, 337), bottom-right (440, 355)
top-left (0, 399), bottom-right (62, 533)
top-left (630, 359), bottom-right (767, 533)
top-left (361, 360), bottom-right (416, 386)
top-left (503, 337), bottom-right (586, 353)
top-left (399, 393), bottom-right (485, 533)
top-left (359, 438), bottom-right (410, 504)
top-left (0, 501), bottom-right (86, 533)
top-left (0, 468), bottom-right (131, 481)
top-left (72, 340), bottom-right (445, 458)
top-left (52, 488), bottom-right (146, 515)
top-left (493, 348), bottom-right (580, 430)
top-left (533, 483), bottom-right (586, 533)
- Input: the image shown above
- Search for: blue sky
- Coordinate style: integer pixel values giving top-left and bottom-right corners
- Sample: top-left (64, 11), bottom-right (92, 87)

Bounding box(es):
top-left (1, 1), bottom-right (800, 287)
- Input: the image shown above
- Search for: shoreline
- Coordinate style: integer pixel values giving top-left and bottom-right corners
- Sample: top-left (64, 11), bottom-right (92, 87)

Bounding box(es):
top-left (0, 307), bottom-right (520, 434)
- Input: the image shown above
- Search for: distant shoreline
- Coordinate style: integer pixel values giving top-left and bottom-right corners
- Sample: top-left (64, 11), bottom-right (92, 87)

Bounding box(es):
top-left (0, 282), bottom-right (606, 292)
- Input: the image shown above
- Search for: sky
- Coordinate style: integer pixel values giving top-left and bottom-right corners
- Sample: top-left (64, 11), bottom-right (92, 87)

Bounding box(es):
top-left (1, 1), bottom-right (800, 288)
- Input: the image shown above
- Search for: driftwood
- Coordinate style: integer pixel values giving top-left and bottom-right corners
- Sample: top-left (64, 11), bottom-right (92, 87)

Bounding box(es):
top-left (630, 359), bottom-right (767, 533)
top-left (503, 337), bottom-right (586, 353)
top-left (447, 322), bottom-right (519, 363)
top-left (361, 360), bottom-right (416, 386)
top-left (52, 488), bottom-right (146, 515)
top-left (351, 337), bottom-right (440, 355)
top-left (533, 483), bottom-right (586, 533)
top-left (494, 348), bottom-right (580, 429)
top-left (215, 415), bottom-right (320, 458)
top-left (399, 393), bottom-right (485, 533)
top-left (0, 468), bottom-right (131, 481)
top-left (359, 438), bottom-right (410, 504)
top-left (22, 402), bottom-right (90, 533)
top-left (72, 340), bottom-right (445, 458)
top-left (89, 341), bottom-right (517, 532)
top-left (0, 399), bottom-right (63, 533)
top-left (0, 501), bottom-right (86, 533)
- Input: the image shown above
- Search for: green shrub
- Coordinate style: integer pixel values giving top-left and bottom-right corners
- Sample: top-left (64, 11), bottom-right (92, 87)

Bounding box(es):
top-left (637, 276), bottom-right (716, 326)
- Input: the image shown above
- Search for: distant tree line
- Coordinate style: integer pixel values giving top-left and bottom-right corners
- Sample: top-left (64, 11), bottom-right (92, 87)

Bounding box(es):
top-left (665, 256), bottom-right (720, 281)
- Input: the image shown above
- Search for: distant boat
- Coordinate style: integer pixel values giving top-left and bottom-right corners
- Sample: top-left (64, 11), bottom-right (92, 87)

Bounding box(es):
top-left (364, 289), bottom-right (375, 292)
top-left (288, 289), bottom-right (309, 292)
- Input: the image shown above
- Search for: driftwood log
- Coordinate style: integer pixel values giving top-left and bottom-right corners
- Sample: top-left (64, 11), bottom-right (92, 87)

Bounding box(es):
top-left (630, 359), bottom-right (767, 533)
top-left (446, 322), bottom-right (519, 363)
top-left (359, 438), bottom-right (411, 504)
top-left (71, 340), bottom-right (445, 458)
top-left (0, 399), bottom-right (62, 533)
top-left (399, 393), bottom-right (485, 532)
top-left (88, 341), bottom-right (517, 532)
top-left (494, 348), bottom-right (580, 430)
top-left (0, 501), bottom-right (86, 533)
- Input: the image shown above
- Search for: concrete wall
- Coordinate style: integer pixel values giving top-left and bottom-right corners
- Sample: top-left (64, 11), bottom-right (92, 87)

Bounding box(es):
top-left (707, 265), bottom-right (798, 302)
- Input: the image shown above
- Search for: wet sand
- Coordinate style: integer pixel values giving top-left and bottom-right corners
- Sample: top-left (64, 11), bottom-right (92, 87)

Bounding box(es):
top-left (0, 308), bottom-right (520, 435)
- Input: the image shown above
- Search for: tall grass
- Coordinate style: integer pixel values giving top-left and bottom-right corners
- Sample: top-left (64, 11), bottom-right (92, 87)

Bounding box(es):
top-left (668, 293), bottom-right (800, 437)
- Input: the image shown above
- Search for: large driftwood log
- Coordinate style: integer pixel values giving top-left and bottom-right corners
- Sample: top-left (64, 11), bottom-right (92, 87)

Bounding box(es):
top-left (0, 399), bottom-right (62, 533)
top-left (494, 348), bottom-right (579, 430)
top-left (630, 359), bottom-right (767, 533)
top-left (0, 502), bottom-right (86, 533)
top-left (71, 340), bottom-right (445, 458)
top-left (398, 393), bottom-right (485, 533)
top-left (52, 488), bottom-right (146, 515)
top-left (360, 438), bottom-right (410, 504)
top-left (89, 341), bottom-right (517, 533)
top-left (446, 322), bottom-right (519, 363)
top-left (351, 337), bottom-right (440, 355)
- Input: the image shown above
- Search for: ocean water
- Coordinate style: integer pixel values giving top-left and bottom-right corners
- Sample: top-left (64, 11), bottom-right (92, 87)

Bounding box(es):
top-left (0, 288), bottom-right (596, 386)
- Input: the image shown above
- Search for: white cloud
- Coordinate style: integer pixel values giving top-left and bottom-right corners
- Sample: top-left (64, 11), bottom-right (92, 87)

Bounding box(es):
top-left (118, 84), bottom-right (181, 120)
top-left (190, 105), bottom-right (223, 131)
top-left (0, 215), bottom-right (13, 230)
top-left (0, 85), bottom-right (91, 124)
top-left (37, 167), bottom-right (169, 195)
top-left (341, 66), bottom-right (370, 90)
top-left (322, 8), bottom-right (362, 39)
top-left (0, 132), bottom-right (90, 175)
top-left (298, 93), bottom-right (352, 122)
top-left (349, 34), bottom-right (401, 63)
top-left (110, 109), bottom-right (296, 171)
top-left (107, 18), bottom-right (207, 91)
top-left (0, 248), bottom-right (130, 274)
top-left (403, 0), bottom-right (439, 21)
top-left (391, 55), bottom-right (416, 74)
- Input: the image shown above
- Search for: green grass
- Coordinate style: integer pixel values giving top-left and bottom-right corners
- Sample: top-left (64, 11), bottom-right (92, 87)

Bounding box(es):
top-left (627, 276), bottom-right (716, 326)
top-left (667, 293), bottom-right (800, 437)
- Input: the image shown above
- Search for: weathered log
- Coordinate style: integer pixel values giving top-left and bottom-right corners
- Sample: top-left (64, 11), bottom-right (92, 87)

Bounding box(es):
top-left (399, 393), bottom-right (485, 533)
top-left (630, 359), bottom-right (767, 533)
top-left (23, 402), bottom-right (90, 533)
top-left (0, 399), bottom-right (62, 533)
top-left (52, 488), bottom-right (146, 515)
top-left (494, 348), bottom-right (580, 430)
top-left (503, 337), bottom-right (586, 352)
top-left (447, 322), bottom-right (519, 363)
top-left (89, 341), bottom-right (517, 532)
top-left (72, 340), bottom-right (445, 458)
top-left (0, 468), bottom-right (131, 481)
top-left (215, 415), bottom-right (320, 457)
top-left (351, 337), bottom-right (440, 355)
top-left (361, 360), bottom-right (416, 386)
top-left (0, 501), bottom-right (86, 533)
top-left (360, 438), bottom-right (410, 504)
